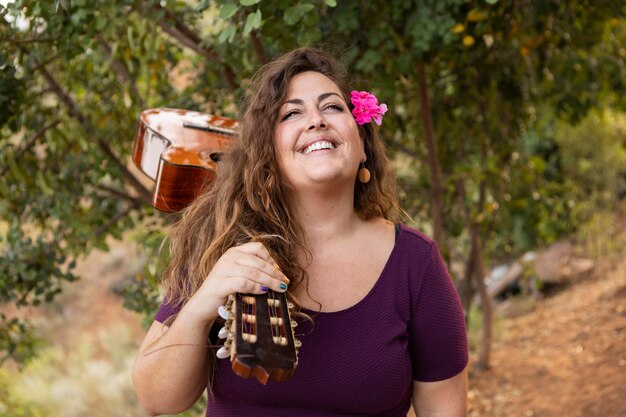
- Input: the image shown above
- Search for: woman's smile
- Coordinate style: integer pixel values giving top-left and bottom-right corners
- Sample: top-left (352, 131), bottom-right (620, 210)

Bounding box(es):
top-left (299, 137), bottom-right (339, 154)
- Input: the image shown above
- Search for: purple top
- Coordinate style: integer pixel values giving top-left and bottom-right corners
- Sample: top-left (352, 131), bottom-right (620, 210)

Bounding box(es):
top-left (155, 224), bottom-right (468, 416)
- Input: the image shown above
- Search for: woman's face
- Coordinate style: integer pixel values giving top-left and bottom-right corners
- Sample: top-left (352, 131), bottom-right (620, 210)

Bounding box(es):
top-left (274, 71), bottom-right (364, 192)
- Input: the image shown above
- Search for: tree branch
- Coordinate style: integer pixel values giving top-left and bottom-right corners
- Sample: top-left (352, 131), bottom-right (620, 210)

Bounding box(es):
top-left (416, 60), bottom-right (448, 260)
top-left (148, 3), bottom-right (237, 90)
top-left (30, 54), bottom-right (63, 73)
top-left (390, 139), bottom-right (420, 159)
top-left (94, 204), bottom-right (137, 239)
top-left (250, 30), bottom-right (266, 64)
top-left (37, 64), bottom-right (152, 204)
top-left (97, 37), bottom-right (145, 107)
top-left (95, 184), bottom-right (146, 206)
top-left (0, 37), bottom-right (56, 44)
top-left (0, 118), bottom-right (60, 177)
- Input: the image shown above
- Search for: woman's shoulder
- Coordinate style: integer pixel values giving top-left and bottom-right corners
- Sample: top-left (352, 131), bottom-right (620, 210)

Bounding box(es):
top-left (396, 223), bottom-right (436, 249)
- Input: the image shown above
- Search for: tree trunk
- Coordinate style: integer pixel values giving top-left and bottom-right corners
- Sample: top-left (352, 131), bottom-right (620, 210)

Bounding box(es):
top-left (460, 238), bottom-right (477, 327)
top-left (471, 224), bottom-right (493, 370)
top-left (416, 61), bottom-right (448, 261)
top-left (455, 178), bottom-right (476, 324)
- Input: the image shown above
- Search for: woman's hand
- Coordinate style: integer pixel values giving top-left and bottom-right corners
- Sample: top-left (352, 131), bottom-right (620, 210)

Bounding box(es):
top-left (185, 242), bottom-right (289, 324)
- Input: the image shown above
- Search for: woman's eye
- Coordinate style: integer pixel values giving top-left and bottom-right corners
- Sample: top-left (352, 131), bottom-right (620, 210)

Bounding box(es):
top-left (281, 110), bottom-right (299, 121)
top-left (324, 104), bottom-right (344, 112)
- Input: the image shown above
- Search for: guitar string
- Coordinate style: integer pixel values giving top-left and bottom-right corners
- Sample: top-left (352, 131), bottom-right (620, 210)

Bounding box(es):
top-left (269, 291), bottom-right (283, 343)
top-left (241, 295), bottom-right (248, 339)
top-left (269, 292), bottom-right (277, 341)
top-left (143, 342), bottom-right (225, 358)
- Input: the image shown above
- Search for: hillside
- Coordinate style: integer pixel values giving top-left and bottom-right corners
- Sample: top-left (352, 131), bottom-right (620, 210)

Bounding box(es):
top-left (467, 235), bottom-right (626, 416)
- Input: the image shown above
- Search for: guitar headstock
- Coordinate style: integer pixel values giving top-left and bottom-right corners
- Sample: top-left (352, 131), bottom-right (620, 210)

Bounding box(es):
top-left (216, 292), bottom-right (300, 385)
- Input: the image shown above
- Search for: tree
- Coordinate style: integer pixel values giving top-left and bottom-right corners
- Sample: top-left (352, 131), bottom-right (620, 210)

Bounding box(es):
top-left (1, 0), bottom-right (625, 371)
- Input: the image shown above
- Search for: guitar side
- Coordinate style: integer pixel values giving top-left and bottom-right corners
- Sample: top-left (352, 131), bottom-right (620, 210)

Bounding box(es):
top-left (153, 160), bottom-right (215, 212)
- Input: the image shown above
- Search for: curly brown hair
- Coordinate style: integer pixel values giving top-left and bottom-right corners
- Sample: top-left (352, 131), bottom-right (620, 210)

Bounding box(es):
top-left (160, 47), bottom-right (401, 311)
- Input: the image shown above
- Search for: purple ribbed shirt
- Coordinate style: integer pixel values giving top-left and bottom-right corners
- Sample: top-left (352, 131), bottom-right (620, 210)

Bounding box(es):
top-left (155, 224), bottom-right (468, 416)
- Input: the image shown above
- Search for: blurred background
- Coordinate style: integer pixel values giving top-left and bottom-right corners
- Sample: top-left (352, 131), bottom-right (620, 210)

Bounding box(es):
top-left (1, 1), bottom-right (625, 416)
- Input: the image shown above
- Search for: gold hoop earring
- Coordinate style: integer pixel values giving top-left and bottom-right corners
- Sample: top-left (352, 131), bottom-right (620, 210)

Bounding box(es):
top-left (358, 162), bottom-right (371, 184)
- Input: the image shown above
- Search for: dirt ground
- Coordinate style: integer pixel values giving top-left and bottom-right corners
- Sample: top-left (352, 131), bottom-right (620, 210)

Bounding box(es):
top-left (466, 254), bottom-right (626, 417)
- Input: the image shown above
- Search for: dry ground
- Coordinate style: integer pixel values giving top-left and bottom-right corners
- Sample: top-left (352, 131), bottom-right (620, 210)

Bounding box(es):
top-left (466, 253), bottom-right (626, 417)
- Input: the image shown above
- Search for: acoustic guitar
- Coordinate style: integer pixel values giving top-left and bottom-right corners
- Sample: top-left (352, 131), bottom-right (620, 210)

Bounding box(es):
top-left (132, 108), bottom-right (301, 384)
top-left (132, 108), bottom-right (238, 212)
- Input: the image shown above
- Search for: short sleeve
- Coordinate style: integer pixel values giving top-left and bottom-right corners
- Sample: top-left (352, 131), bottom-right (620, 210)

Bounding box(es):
top-left (409, 243), bottom-right (468, 382)
top-left (154, 296), bottom-right (183, 324)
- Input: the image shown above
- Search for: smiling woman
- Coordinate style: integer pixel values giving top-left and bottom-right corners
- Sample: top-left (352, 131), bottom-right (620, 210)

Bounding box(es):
top-left (132, 47), bottom-right (468, 417)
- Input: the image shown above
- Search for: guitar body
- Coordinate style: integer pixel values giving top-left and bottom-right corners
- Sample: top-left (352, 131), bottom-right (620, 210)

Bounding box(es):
top-left (132, 108), bottom-right (238, 212)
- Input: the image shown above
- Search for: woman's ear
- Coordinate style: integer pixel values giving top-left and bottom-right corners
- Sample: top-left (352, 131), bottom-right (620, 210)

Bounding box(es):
top-left (358, 128), bottom-right (367, 162)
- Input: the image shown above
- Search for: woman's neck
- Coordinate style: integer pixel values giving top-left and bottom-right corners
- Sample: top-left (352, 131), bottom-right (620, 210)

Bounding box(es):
top-left (292, 187), bottom-right (362, 249)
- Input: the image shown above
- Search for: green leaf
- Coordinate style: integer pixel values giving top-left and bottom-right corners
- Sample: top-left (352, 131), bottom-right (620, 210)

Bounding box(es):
top-left (283, 4), bottom-right (315, 25)
top-left (218, 25), bottom-right (237, 43)
top-left (240, 0), bottom-right (261, 6)
top-left (95, 15), bottom-right (106, 31)
top-left (127, 26), bottom-right (135, 50)
top-left (325, 0), bottom-right (337, 6)
top-left (243, 9), bottom-right (262, 35)
top-left (485, 0), bottom-right (499, 4)
top-left (195, 0), bottom-right (211, 12)
top-left (220, 4), bottom-right (238, 19)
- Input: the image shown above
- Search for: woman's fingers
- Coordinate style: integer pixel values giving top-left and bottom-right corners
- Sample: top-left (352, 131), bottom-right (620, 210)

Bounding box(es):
top-left (211, 242), bottom-right (289, 295)
top-left (222, 264), bottom-right (288, 294)
top-left (228, 275), bottom-right (285, 295)
top-left (233, 254), bottom-right (288, 282)
top-left (232, 241), bottom-right (273, 260)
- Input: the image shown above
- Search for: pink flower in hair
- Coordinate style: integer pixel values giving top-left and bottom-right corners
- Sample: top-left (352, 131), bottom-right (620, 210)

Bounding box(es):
top-left (350, 90), bottom-right (388, 126)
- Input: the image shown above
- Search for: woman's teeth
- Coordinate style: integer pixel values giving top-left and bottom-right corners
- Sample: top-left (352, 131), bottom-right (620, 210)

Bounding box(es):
top-left (303, 141), bottom-right (335, 154)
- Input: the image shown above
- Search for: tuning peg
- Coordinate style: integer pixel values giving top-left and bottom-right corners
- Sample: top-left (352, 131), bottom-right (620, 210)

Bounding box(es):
top-left (218, 305), bottom-right (230, 320)
top-left (216, 346), bottom-right (230, 359)
top-left (294, 339), bottom-right (302, 349)
top-left (225, 294), bottom-right (235, 308)
top-left (287, 302), bottom-right (294, 310)
top-left (218, 326), bottom-right (230, 339)
top-left (290, 320), bottom-right (298, 328)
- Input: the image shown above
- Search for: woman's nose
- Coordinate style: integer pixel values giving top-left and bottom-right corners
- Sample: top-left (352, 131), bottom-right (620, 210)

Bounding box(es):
top-left (308, 115), bottom-right (327, 130)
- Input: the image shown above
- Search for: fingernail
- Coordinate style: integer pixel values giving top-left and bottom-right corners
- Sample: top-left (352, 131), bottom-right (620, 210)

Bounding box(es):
top-left (261, 286), bottom-right (269, 292)
top-left (280, 283), bottom-right (287, 290)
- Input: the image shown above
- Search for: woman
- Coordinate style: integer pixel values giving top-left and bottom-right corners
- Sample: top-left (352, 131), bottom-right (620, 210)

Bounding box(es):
top-left (132, 47), bottom-right (468, 416)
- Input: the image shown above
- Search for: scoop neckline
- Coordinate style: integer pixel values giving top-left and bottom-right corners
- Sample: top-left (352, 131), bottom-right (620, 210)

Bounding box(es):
top-left (300, 223), bottom-right (404, 317)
